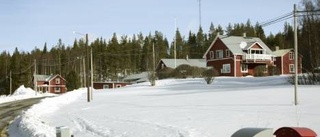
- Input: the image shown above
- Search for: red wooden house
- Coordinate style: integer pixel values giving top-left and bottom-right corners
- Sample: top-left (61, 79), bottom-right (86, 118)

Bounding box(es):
top-left (203, 35), bottom-right (274, 77)
top-left (33, 74), bottom-right (67, 94)
top-left (273, 48), bottom-right (303, 75)
top-left (203, 35), bottom-right (303, 77)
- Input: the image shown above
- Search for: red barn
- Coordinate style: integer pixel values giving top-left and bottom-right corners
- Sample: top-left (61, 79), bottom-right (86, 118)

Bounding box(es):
top-left (33, 74), bottom-right (67, 94)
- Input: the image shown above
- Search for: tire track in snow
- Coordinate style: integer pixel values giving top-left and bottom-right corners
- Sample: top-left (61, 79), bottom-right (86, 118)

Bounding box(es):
top-left (71, 116), bottom-right (113, 137)
top-left (70, 115), bottom-right (197, 137)
top-left (98, 116), bottom-right (192, 137)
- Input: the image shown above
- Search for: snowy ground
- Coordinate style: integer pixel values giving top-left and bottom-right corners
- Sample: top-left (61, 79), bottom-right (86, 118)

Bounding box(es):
top-left (4, 76), bottom-right (320, 137)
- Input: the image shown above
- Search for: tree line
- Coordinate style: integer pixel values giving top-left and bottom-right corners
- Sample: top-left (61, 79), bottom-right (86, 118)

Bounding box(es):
top-left (0, 0), bottom-right (319, 95)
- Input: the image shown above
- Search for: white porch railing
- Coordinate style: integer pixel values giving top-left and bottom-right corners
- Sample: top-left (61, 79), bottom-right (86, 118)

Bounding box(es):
top-left (243, 54), bottom-right (272, 61)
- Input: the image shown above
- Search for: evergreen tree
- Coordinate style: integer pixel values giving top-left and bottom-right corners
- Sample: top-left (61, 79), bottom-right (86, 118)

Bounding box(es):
top-left (66, 70), bottom-right (80, 91)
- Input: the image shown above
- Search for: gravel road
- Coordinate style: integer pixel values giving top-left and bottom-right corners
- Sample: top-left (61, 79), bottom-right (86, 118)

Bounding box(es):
top-left (0, 98), bottom-right (46, 137)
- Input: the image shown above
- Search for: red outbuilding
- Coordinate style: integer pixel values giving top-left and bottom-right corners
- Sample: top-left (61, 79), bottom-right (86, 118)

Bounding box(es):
top-left (274, 127), bottom-right (317, 137)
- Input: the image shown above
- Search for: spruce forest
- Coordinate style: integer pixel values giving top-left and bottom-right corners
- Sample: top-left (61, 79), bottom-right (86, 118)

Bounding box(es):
top-left (1, 1), bottom-right (319, 95)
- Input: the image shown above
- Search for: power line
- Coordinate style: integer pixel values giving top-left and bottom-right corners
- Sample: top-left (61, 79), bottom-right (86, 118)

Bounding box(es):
top-left (260, 12), bottom-right (293, 27)
top-left (260, 9), bottom-right (320, 28)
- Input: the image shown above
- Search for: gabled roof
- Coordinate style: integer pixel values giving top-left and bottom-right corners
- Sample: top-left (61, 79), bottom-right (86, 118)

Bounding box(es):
top-left (272, 49), bottom-right (293, 57)
top-left (123, 72), bottom-right (149, 81)
top-left (34, 75), bottom-right (50, 81)
top-left (34, 74), bottom-right (65, 82)
top-left (47, 74), bottom-right (66, 82)
top-left (159, 59), bottom-right (206, 69)
top-left (203, 35), bottom-right (273, 58)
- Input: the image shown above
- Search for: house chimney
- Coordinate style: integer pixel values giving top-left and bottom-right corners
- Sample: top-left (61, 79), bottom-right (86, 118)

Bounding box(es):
top-left (275, 46), bottom-right (279, 51)
top-left (243, 33), bottom-right (246, 38)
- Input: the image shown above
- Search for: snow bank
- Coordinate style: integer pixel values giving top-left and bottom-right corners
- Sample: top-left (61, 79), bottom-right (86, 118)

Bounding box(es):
top-left (0, 85), bottom-right (56, 104)
top-left (8, 88), bottom-right (86, 137)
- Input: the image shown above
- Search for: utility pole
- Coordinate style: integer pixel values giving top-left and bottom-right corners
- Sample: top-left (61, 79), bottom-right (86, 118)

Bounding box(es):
top-left (82, 57), bottom-right (86, 87)
top-left (34, 59), bottom-right (37, 96)
top-left (9, 71), bottom-right (12, 95)
top-left (85, 33), bottom-right (91, 102)
top-left (198, 0), bottom-right (202, 28)
top-left (152, 42), bottom-right (156, 86)
top-left (293, 4), bottom-right (298, 105)
top-left (90, 48), bottom-right (93, 100)
top-left (174, 17), bottom-right (177, 68)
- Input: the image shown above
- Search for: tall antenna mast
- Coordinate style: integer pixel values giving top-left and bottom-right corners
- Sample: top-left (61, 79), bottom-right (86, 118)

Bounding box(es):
top-left (198, 0), bottom-right (202, 28)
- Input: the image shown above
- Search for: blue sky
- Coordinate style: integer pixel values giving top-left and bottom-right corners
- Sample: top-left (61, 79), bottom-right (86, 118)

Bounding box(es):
top-left (0, 0), bottom-right (301, 54)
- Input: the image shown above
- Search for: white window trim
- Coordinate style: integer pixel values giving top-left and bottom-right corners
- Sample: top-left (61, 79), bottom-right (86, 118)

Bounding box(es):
top-left (289, 52), bottom-right (294, 60)
top-left (241, 64), bottom-right (248, 73)
top-left (116, 84), bottom-right (122, 88)
top-left (210, 51), bottom-right (214, 59)
top-left (103, 84), bottom-right (109, 89)
top-left (55, 78), bottom-right (60, 84)
top-left (216, 50), bottom-right (223, 59)
top-left (221, 64), bottom-right (231, 73)
top-left (289, 64), bottom-right (294, 73)
top-left (54, 87), bottom-right (60, 93)
top-left (226, 49), bottom-right (230, 57)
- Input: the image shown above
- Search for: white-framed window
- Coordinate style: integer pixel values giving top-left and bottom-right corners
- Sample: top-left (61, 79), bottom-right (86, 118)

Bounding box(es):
top-left (289, 51), bottom-right (294, 60)
top-left (55, 87), bottom-right (60, 93)
top-left (289, 64), bottom-right (294, 73)
top-left (103, 84), bottom-right (109, 89)
top-left (210, 51), bottom-right (214, 59)
top-left (250, 49), bottom-right (263, 54)
top-left (161, 64), bottom-right (165, 69)
top-left (241, 64), bottom-right (248, 72)
top-left (221, 64), bottom-right (231, 73)
top-left (226, 49), bottom-right (230, 57)
top-left (216, 50), bottom-right (223, 59)
top-left (55, 78), bottom-right (60, 84)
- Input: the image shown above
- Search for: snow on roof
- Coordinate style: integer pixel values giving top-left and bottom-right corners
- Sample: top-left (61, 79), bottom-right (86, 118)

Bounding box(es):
top-left (123, 72), bottom-right (149, 82)
top-left (160, 59), bottom-right (206, 69)
top-left (34, 75), bottom-right (50, 81)
top-left (204, 35), bottom-right (273, 57)
top-left (272, 49), bottom-right (293, 57)
top-left (220, 36), bottom-right (273, 55)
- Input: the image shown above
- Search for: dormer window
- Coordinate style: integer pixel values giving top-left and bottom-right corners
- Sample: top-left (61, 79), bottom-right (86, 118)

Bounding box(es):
top-left (250, 49), bottom-right (264, 54)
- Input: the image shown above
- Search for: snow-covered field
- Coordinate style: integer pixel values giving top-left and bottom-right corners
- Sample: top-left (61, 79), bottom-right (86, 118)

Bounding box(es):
top-left (4, 76), bottom-right (320, 137)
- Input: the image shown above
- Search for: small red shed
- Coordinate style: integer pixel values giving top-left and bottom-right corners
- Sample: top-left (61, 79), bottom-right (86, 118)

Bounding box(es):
top-left (93, 82), bottom-right (130, 89)
top-left (274, 127), bottom-right (317, 137)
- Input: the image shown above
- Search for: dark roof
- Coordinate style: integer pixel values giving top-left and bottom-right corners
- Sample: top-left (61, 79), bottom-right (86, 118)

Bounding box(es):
top-left (231, 128), bottom-right (273, 137)
top-left (274, 127), bottom-right (317, 136)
